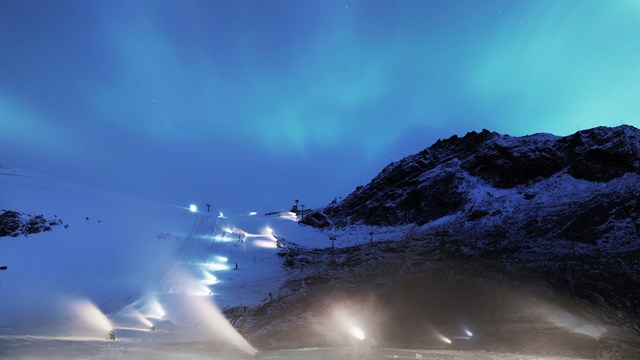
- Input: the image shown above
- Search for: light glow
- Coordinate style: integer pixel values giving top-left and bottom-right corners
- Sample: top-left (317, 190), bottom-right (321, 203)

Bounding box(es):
top-left (132, 310), bottom-right (154, 328)
top-left (213, 235), bottom-right (233, 242)
top-left (332, 307), bottom-right (368, 344)
top-left (349, 326), bottom-right (366, 340)
top-left (462, 326), bottom-right (473, 337)
top-left (202, 271), bottom-right (218, 285)
top-left (146, 297), bottom-right (166, 320)
top-left (185, 293), bottom-right (257, 355)
top-left (72, 299), bottom-right (113, 334)
top-left (437, 334), bottom-right (452, 344)
top-left (189, 204), bottom-right (198, 213)
top-left (279, 211), bottom-right (299, 221)
top-left (534, 300), bottom-right (606, 339)
top-left (262, 227), bottom-right (277, 241)
top-left (248, 212), bottom-right (257, 216)
top-left (253, 239), bottom-right (278, 249)
top-left (206, 262), bottom-right (230, 271)
top-left (218, 211), bottom-right (225, 218)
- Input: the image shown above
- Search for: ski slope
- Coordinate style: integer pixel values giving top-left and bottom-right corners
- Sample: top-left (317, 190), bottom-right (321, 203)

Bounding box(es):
top-left (0, 165), bottom-right (328, 330)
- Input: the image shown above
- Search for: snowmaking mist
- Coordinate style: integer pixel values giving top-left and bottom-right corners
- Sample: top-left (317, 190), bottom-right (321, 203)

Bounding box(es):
top-left (243, 240), bottom-right (628, 359)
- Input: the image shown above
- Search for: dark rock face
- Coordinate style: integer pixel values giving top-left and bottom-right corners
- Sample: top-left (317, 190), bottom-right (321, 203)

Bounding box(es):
top-left (463, 139), bottom-right (565, 187)
top-left (565, 130), bottom-right (640, 182)
top-left (302, 125), bottom-right (640, 229)
top-left (0, 210), bottom-right (63, 238)
top-left (465, 126), bottom-right (640, 188)
top-left (0, 211), bottom-right (22, 237)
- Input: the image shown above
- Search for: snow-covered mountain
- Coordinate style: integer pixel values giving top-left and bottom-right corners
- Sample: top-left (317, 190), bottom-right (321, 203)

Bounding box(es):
top-left (303, 125), bottom-right (640, 254)
top-left (247, 125), bottom-right (640, 357)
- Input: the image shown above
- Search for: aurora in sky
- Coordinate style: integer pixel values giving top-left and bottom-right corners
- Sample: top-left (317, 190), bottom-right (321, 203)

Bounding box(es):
top-left (1, 0), bottom-right (639, 211)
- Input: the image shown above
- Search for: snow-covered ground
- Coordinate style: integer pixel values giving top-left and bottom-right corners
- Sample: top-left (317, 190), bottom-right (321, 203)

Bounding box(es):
top-left (0, 330), bottom-right (593, 360)
top-left (0, 164), bottom-right (392, 322)
top-left (0, 166), bottom-right (337, 354)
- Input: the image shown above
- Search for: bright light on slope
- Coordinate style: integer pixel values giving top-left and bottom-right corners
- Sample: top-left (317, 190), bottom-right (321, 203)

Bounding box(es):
top-left (349, 326), bottom-right (366, 340)
top-left (463, 326), bottom-right (473, 337)
top-left (132, 310), bottom-right (154, 328)
top-left (262, 227), bottom-right (277, 241)
top-left (186, 289), bottom-right (257, 355)
top-left (213, 235), bottom-right (233, 242)
top-left (534, 300), bottom-right (606, 338)
top-left (206, 262), bottom-right (230, 271)
top-left (146, 297), bottom-right (166, 320)
top-left (202, 271), bottom-right (218, 285)
top-left (249, 212), bottom-right (257, 216)
top-left (333, 307), bottom-right (367, 343)
top-left (253, 239), bottom-right (278, 249)
top-left (279, 211), bottom-right (298, 221)
top-left (72, 299), bottom-right (113, 333)
top-left (189, 204), bottom-right (198, 213)
top-left (437, 334), bottom-right (452, 344)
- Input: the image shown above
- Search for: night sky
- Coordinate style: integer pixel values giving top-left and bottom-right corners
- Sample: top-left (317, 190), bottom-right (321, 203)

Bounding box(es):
top-left (1, 0), bottom-right (639, 212)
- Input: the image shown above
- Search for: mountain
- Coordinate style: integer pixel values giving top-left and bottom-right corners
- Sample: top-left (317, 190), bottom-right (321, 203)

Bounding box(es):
top-left (301, 125), bottom-right (640, 255)
top-left (243, 126), bottom-right (640, 357)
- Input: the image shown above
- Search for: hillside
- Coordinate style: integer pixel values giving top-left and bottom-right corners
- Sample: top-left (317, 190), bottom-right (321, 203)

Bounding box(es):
top-left (243, 126), bottom-right (640, 357)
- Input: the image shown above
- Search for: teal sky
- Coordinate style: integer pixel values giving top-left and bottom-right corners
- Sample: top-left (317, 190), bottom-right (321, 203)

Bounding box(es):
top-left (1, 0), bottom-right (639, 211)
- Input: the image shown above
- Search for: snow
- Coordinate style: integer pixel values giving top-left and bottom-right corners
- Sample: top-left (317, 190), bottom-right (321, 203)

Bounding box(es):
top-left (0, 167), bottom-right (328, 353)
top-left (0, 326), bottom-right (595, 360)
top-left (0, 167), bottom-right (191, 325)
top-left (0, 166), bottom-right (373, 347)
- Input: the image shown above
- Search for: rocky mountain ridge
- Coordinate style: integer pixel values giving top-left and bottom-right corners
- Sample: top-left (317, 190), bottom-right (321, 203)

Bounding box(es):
top-left (241, 126), bottom-right (640, 356)
top-left (0, 210), bottom-right (65, 238)
top-left (302, 126), bottom-right (640, 255)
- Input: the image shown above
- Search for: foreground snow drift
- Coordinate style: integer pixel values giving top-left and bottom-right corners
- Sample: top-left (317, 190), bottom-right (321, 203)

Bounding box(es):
top-left (0, 330), bottom-right (593, 360)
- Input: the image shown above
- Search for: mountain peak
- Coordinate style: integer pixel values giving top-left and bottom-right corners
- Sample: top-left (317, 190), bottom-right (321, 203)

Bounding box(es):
top-left (303, 125), bottom-right (640, 230)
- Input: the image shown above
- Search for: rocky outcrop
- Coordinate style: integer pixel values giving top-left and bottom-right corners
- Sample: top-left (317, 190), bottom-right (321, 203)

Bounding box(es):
top-left (302, 126), bottom-right (640, 238)
top-left (0, 210), bottom-right (64, 238)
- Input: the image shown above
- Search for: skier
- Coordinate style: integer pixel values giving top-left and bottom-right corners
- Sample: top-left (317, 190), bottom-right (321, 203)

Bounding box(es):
top-left (107, 329), bottom-right (116, 341)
